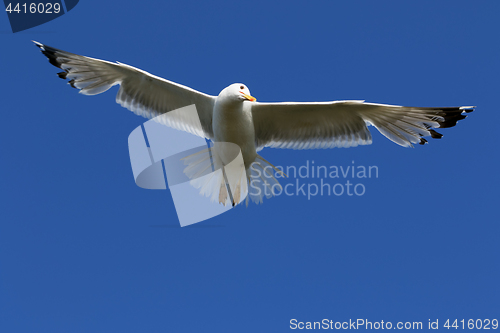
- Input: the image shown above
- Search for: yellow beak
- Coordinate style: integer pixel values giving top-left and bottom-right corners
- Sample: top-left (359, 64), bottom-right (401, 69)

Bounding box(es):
top-left (241, 92), bottom-right (257, 102)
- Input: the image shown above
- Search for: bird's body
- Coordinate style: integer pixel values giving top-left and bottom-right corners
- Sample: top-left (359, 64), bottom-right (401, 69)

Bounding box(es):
top-left (213, 86), bottom-right (258, 170)
top-left (34, 41), bottom-right (475, 206)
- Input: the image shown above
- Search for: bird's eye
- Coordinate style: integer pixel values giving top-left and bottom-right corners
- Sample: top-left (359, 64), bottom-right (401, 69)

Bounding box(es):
top-left (240, 85), bottom-right (244, 90)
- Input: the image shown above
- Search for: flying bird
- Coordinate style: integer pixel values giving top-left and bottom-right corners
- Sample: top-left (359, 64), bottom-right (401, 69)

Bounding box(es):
top-left (34, 41), bottom-right (474, 205)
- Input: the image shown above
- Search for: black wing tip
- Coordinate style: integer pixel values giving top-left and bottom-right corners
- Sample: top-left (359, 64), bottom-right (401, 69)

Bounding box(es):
top-left (33, 40), bottom-right (44, 49)
top-left (434, 106), bottom-right (475, 129)
top-left (439, 113), bottom-right (467, 129)
top-left (460, 106), bottom-right (476, 113)
top-left (33, 40), bottom-right (64, 69)
top-left (416, 106), bottom-right (475, 146)
top-left (35, 41), bottom-right (79, 90)
top-left (57, 71), bottom-right (68, 79)
top-left (429, 129), bottom-right (443, 139)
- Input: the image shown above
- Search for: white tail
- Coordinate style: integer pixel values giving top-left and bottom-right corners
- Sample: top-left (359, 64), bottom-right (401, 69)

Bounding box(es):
top-left (182, 143), bottom-right (285, 206)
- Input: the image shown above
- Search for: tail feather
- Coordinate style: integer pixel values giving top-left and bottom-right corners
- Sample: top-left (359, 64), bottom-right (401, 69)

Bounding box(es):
top-left (247, 154), bottom-right (284, 205)
top-left (182, 142), bottom-right (249, 206)
top-left (181, 143), bottom-right (283, 206)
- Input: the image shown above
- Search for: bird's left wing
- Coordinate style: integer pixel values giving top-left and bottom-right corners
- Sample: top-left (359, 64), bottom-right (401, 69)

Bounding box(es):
top-left (251, 101), bottom-right (474, 149)
top-left (34, 41), bottom-right (216, 138)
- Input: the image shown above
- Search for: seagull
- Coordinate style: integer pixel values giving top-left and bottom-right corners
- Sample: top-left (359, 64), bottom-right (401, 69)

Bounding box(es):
top-left (34, 41), bottom-right (474, 205)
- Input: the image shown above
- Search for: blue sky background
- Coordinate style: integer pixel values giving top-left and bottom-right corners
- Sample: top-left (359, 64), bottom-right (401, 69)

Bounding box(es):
top-left (1, 1), bottom-right (499, 332)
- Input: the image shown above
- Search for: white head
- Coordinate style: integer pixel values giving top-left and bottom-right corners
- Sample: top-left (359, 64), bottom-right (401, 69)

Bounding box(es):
top-left (218, 83), bottom-right (257, 103)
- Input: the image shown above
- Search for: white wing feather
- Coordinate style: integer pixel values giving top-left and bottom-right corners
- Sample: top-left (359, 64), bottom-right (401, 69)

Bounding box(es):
top-left (34, 41), bottom-right (215, 139)
top-left (251, 101), bottom-right (474, 149)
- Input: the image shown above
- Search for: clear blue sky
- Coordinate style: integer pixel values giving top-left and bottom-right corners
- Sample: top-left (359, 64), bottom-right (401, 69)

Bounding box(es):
top-left (1, 1), bottom-right (499, 332)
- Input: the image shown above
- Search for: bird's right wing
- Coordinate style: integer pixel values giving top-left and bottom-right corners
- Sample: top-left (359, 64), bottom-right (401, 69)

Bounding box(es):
top-left (34, 41), bottom-right (216, 139)
top-left (251, 100), bottom-right (474, 149)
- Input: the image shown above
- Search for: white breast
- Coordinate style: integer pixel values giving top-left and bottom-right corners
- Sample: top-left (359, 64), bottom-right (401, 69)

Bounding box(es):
top-left (213, 99), bottom-right (257, 169)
